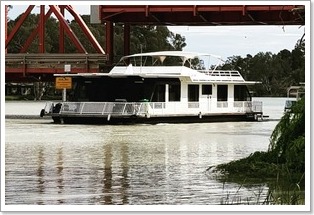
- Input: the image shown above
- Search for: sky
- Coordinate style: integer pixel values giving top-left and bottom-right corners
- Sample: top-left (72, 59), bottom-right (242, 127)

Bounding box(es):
top-left (5, 4), bottom-right (306, 61)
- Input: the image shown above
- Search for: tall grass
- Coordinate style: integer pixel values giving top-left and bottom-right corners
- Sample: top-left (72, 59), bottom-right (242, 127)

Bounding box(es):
top-left (217, 173), bottom-right (305, 205)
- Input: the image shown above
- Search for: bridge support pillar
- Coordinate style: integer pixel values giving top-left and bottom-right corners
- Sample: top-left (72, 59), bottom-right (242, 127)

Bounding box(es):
top-left (39, 5), bottom-right (45, 53)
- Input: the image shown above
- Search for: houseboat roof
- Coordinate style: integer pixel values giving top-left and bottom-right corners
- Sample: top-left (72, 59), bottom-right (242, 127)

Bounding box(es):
top-left (55, 70), bottom-right (259, 85)
top-left (120, 51), bottom-right (223, 62)
top-left (55, 51), bottom-right (260, 85)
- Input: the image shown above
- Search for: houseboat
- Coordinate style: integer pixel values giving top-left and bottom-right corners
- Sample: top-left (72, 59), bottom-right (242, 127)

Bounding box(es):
top-left (40, 51), bottom-right (264, 124)
top-left (284, 83), bottom-right (305, 112)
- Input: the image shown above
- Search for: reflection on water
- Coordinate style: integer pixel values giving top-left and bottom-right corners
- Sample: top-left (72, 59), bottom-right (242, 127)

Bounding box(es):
top-left (103, 143), bottom-right (113, 204)
top-left (37, 147), bottom-right (44, 205)
top-left (56, 147), bottom-right (64, 204)
top-left (5, 98), bottom-right (288, 205)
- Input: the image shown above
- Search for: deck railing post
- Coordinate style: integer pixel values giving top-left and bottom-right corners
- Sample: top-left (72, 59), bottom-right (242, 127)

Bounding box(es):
top-left (80, 102), bottom-right (85, 114)
top-left (101, 102), bottom-right (107, 115)
top-left (122, 103), bottom-right (127, 115)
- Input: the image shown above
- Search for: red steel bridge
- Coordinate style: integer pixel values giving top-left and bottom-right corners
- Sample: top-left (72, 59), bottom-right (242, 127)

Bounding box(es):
top-left (5, 5), bottom-right (305, 82)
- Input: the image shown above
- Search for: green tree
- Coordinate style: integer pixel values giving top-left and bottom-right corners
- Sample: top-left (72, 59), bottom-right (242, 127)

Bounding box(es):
top-left (170, 32), bottom-right (187, 51)
top-left (290, 39), bottom-right (305, 84)
top-left (7, 13), bottom-right (41, 53)
top-left (213, 38), bottom-right (305, 97)
top-left (269, 96), bottom-right (305, 173)
top-left (215, 96), bottom-right (305, 179)
top-left (7, 14), bottom-right (186, 57)
top-left (271, 49), bottom-right (293, 96)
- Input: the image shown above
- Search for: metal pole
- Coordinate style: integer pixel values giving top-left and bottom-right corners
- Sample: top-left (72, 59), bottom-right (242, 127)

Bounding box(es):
top-left (62, 88), bottom-right (66, 102)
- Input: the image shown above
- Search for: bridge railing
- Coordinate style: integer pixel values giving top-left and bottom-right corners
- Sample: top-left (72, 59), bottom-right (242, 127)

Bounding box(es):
top-left (5, 53), bottom-right (109, 78)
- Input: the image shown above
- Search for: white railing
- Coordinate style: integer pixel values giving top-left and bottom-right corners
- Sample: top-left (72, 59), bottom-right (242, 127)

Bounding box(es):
top-left (43, 101), bottom-right (54, 113)
top-left (252, 101), bottom-right (263, 112)
top-left (59, 102), bottom-right (148, 116)
top-left (188, 102), bottom-right (199, 108)
top-left (46, 100), bottom-right (263, 117)
top-left (233, 101), bottom-right (263, 113)
top-left (217, 101), bottom-right (228, 108)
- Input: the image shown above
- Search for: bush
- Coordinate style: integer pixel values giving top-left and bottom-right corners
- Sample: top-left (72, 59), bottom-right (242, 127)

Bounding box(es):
top-left (215, 97), bottom-right (305, 180)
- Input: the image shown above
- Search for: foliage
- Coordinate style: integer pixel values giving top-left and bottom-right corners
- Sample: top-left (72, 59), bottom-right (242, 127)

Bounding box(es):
top-left (269, 96), bottom-right (305, 173)
top-left (216, 151), bottom-right (278, 178)
top-left (214, 98), bottom-right (305, 205)
top-left (216, 39), bottom-right (305, 97)
top-left (215, 97), bottom-right (305, 183)
top-left (7, 14), bottom-right (186, 57)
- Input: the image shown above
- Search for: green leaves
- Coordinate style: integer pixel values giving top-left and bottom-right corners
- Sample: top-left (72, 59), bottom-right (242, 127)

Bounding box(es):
top-left (214, 40), bottom-right (305, 96)
top-left (7, 14), bottom-right (186, 56)
top-left (269, 97), bottom-right (305, 172)
top-left (215, 97), bottom-right (305, 181)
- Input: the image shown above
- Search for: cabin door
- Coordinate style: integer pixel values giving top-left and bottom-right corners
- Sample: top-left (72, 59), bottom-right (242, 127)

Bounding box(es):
top-left (201, 84), bottom-right (213, 111)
